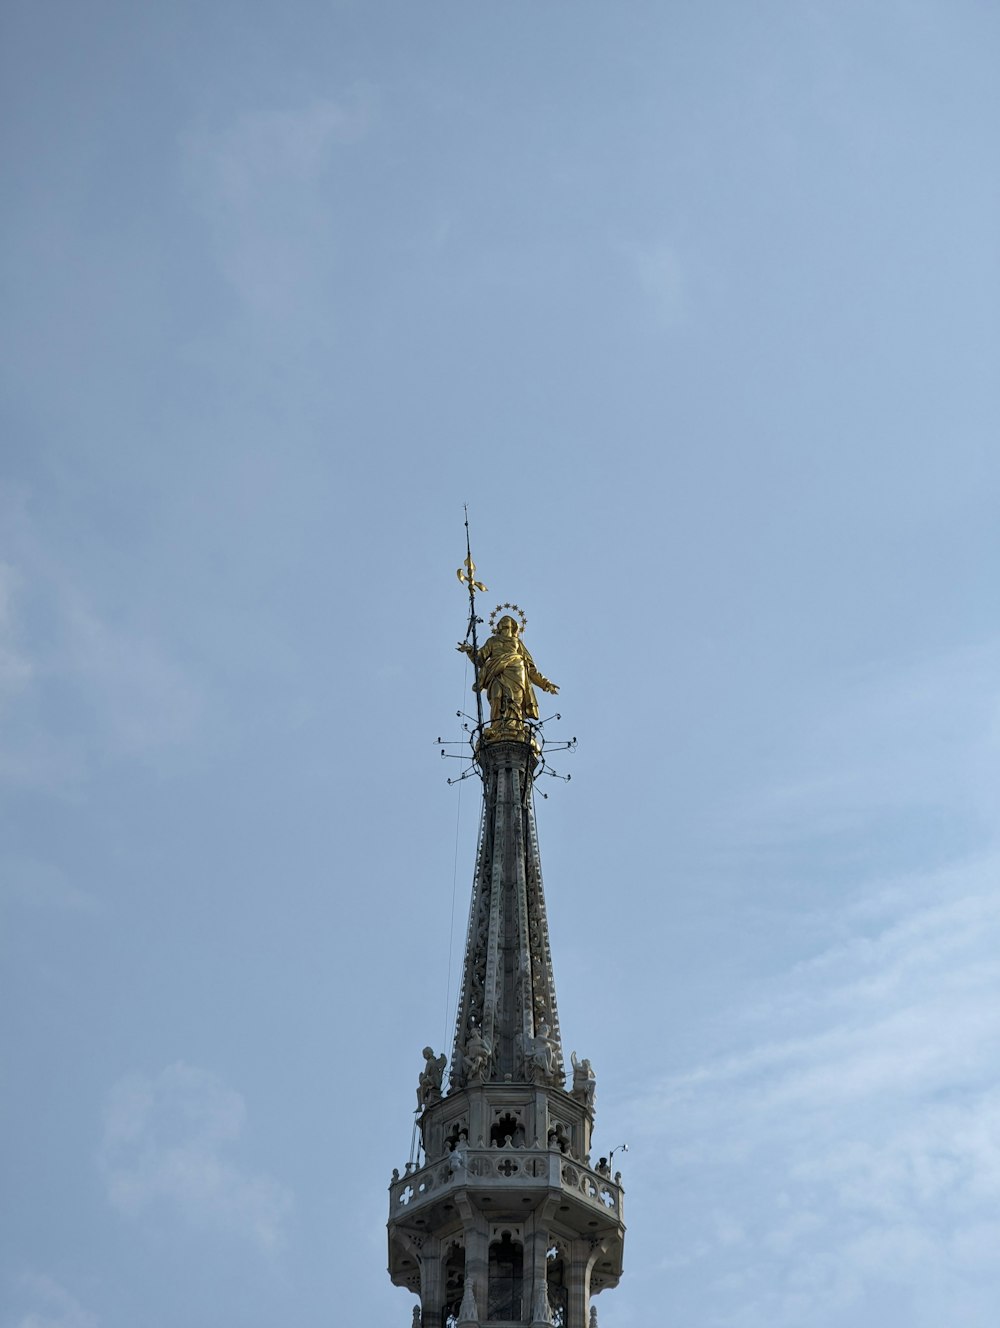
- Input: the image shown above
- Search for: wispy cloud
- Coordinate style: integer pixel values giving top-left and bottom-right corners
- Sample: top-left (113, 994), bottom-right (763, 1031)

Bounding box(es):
top-left (0, 561), bottom-right (33, 705)
top-left (735, 640), bottom-right (1000, 844)
top-left (0, 856), bottom-right (98, 913)
top-left (627, 851), bottom-right (1000, 1327)
top-left (182, 92), bottom-right (373, 323)
top-left (618, 641), bottom-right (1000, 1326)
top-left (58, 586), bottom-right (201, 755)
top-left (0, 492), bottom-right (202, 789)
top-left (619, 240), bottom-right (686, 328)
top-left (98, 1063), bottom-right (292, 1253)
top-left (8, 1273), bottom-right (98, 1328)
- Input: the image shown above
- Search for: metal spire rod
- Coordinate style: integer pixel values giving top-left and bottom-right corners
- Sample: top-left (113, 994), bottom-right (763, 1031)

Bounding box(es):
top-left (458, 504), bottom-right (486, 734)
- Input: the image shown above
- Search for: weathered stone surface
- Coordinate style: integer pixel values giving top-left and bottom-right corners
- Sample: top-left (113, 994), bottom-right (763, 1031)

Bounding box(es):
top-left (388, 733), bottom-right (625, 1325)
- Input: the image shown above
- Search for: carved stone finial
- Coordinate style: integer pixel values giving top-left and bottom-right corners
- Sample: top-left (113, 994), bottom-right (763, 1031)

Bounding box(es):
top-left (412, 1306), bottom-right (422, 1328)
top-left (589, 1306), bottom-right (598, 1328)
top-left (531, 1282), bottom-right (554, 1325)
top-left (457, 1283), bottom-right (479, 1327)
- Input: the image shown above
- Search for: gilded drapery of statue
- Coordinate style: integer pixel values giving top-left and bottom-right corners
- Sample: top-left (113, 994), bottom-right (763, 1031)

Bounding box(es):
top-left (458, 615), bottom-right (558, 740)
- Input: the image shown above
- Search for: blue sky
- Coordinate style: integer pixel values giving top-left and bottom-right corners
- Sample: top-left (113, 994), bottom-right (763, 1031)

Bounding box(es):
top-left (2, 2), bottom-right (999, 1325)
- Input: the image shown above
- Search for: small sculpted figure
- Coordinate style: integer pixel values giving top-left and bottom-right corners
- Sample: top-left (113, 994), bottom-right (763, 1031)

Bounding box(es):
top-left (463, 1025), bottom-right (491, 1082)
top-left (458, 615), bottom-right (558, 738)
top-left (417, 1046), bottom-right (447, 1109)
top-left (529, 1020), bottom-right (560, 1083)
top-left (448, 1132), bottom-right (468, 1176)
top-left (570, 1050), bottom-right (596, 1109)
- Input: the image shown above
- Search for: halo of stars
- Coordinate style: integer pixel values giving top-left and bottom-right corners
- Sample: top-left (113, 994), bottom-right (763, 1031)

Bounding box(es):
top-left (489, 602), bottom-right (528, 633)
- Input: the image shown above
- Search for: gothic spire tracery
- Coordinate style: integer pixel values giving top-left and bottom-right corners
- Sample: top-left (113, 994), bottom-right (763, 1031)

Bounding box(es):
top-left (449, 737), bottom-right (566, 1093)
top-left (387, 549), bottom-right (625, 1328)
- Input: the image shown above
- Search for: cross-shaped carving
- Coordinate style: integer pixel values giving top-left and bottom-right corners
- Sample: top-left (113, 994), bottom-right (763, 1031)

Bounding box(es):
top-left (399, 1185), bottom-right (414, 1206)
top-left (497, 1158), bottom-right (519, 1177)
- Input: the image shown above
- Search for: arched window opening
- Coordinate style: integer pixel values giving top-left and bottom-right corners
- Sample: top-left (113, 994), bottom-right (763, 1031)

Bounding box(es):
top-left (547, 1122), bottom-right (570, 1154)
top-left (490, 1112), bottom-right (522, 1147)
top-left (441, 1242), bottom-right (465, 1328)
top-left (487, 1232), bottom-right (523, 1321)
top-left (445, 1122), bottom-right (469, 1153)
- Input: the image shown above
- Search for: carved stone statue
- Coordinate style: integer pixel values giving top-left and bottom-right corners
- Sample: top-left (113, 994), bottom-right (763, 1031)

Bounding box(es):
top-left (570, 1051), bottom-right (596, 1109)
top-left (448, 1138), bottom-right (467, 1176)
top-left (458, 614), bottom-right (558, 739)
top-left (529, 1020), bottom-right (560, 1084)
top-left (417, 1046), bottom-right (447, 1109)
top-left (463, 1025), bottom-right (491, 1082)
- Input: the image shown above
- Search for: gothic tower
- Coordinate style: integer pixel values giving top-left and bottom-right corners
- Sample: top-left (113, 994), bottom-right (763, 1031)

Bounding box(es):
top-left (387, 575), bottom-right (626, 1327)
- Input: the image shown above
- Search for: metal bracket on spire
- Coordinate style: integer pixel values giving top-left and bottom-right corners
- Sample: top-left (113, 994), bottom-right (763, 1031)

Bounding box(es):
top-left (438, 710), bottom-right (485, 784)
top-left (438, 717), bottom-right (576, 791)
top-left (534, 718), bottom-right (577, 791)
top-left (530, 724), bottom-right (577, 796)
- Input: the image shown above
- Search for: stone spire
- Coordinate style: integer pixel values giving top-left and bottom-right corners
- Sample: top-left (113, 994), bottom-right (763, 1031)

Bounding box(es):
top-left (387, 580), bottom-right (625, 1327)
top-left (449, 738), bottom-right (565, 1094)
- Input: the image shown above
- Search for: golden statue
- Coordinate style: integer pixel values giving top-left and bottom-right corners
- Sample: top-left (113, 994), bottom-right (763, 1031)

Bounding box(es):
top-left (458, 611), bottom-right (558, 740)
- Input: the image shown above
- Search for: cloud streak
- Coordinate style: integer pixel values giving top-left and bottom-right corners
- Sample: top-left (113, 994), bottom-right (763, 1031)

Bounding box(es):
top-left (626, 850), bottom-right (1000, 1327)
top-left (9, 1273), bottom-right (98, 1328)
top-left (0, 490), bottom-right (203, 790)
top-left (0, 856), bottom-right (98, 913)
top-left (99, 1063), bottom-right (292, 1253)
top-left (619, 239), bottom-right (686, 328)
top-left (0, 561), bottom-right (33, 706)
top-left (182, 93), bottom-right (372, 324)
top-left (734, 640), bottom-right (1000, 844)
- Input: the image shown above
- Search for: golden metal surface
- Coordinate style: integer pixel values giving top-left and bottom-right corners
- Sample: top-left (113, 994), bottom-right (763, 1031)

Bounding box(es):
top-left (456, 555), bottom-right (487, 592)
top-left (457, 613), bottom-right (558, 741)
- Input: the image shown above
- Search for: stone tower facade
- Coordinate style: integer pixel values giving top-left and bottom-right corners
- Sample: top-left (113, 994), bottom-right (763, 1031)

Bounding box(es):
top-left (387, 725), bottom-right (626, 1327)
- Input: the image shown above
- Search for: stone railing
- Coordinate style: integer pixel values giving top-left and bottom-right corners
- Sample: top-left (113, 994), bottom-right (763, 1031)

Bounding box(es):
top-left (389, 1148), bottom-right (622, 1219)
top-left (556, 1160), bottom-right (622, 1216)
